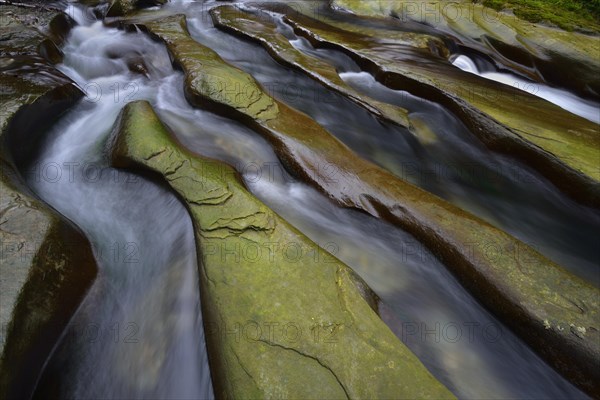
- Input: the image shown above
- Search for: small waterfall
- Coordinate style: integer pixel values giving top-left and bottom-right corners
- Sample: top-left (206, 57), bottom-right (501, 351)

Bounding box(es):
top-left (452, 54), bottom-right (600, 124)
top-left (452, 54), bottom-right (479, 74)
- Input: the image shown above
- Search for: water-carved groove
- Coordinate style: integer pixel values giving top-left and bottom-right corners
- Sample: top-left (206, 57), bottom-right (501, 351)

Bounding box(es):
top-left (2, 1), bottom-right (598, 399)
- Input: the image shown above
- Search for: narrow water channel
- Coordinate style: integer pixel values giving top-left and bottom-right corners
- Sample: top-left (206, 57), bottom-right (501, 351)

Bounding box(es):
top-left (19, 1), bottom-right (597, 399)
top-left (27, 15), bottom-right (213, 399)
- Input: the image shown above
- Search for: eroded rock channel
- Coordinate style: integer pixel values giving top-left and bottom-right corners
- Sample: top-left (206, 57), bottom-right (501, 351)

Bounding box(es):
top-left (1, 0), bottom-right (598, 399)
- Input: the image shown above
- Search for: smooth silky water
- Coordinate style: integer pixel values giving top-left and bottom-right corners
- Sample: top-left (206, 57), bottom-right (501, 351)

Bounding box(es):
top-left (183, 5), bottom-right (600, 288)
top-left (22, 1), bottom-right (595, 399)
top-left (163, 1), bottom-right (586, 398)
top-left (451, 54), bottom-right (600, 124)
top-left (156, 71), bottom-right (586, 399)
top-left (27, 11), bottom-right (213, 399)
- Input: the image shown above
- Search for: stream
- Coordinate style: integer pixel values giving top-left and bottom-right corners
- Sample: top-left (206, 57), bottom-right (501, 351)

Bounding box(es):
top-left (21, 1), bottom-right (598, 399)
top-left (451, 54), bottom-right (600, 124)
top-left (28, 15), bottom-right (212, 400)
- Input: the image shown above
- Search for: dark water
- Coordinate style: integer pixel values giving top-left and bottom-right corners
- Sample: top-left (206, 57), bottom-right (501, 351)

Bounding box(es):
top-left (21, 1), bottom-right (597, 399)
top-left (185, 6), bottom-right (600, 288)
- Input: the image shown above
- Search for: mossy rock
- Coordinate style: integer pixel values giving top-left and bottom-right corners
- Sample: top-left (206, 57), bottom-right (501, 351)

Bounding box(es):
top-left (107, 0), bottom-right (168, 17)
top-left (211, 5), bottom-right (411, 129)
top-left (278, 8), bottom-right (600, 207)
top-left (0, 8), bottom-right (97, 400)
top-left (140, 14), bottom-right (599, 396)
top-left (107, 0), bottom-right (140, 16)
top-left (331, 0), bottom-right (600, 100)
top-left (109, 100), bottom-right (456, 399)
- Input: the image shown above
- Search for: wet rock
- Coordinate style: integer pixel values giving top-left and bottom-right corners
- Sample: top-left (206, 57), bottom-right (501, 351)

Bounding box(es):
top-left (0, 7), bottom-right (97, 400)
top-left (0, 6), bottom-right (81, 168)
top-left (107, 0), bottom-right (167, 17)
top-left (278, 8), bottom-right (600, 207)
top-left (332, 0), bottom-right (600, 100)
top-left (211, 5), bottom-right (411, 129)
top-left (142, 14), bottom-right (600, 397)
top-left (126, 59), bottom-right (149, 75)
top-left (0, 4), bottom-right (73, 55)
top-left (109, 100), bottom-right (456, 399)
top-left (107, 0), bottom-right (137, 17)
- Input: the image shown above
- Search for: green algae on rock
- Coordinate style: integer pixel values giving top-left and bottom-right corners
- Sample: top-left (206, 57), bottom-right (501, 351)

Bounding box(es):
top-left (331, 0), bottom-right (600, 100)
top-left (210, 5), bottom-right (411, 130)
top-left (0, 7), bottom-right (97, 400)
top-left (278, 9), bottom-right (600, 207)
top-left (109, 100), bottom-right (456, 399)
top-left (480, 0), bottom-right (600, 32)
top-left (139, 14), bottom-right (600, 396)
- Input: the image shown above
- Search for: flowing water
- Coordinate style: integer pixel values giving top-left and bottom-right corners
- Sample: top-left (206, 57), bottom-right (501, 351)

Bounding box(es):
top-left (19, 1), bottom-right (598, 399)
top-left (452, 54), bottom-right (600, 124)
top-left (180, 4), bottom-right (600, 287)
top-left (28, 15), bottom-right (213, 399)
